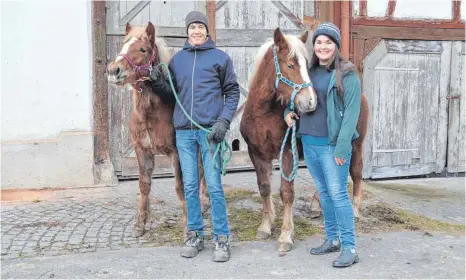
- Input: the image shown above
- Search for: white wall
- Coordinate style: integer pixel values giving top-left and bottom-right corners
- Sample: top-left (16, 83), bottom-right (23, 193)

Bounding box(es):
top-left (1, 0), bottom-right (95, 189)
top-left (353, 0), bottom-right (456, 19)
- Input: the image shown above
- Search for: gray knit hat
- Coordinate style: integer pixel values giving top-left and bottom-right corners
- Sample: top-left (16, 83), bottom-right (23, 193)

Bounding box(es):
top-left (312, 22), bottom-right (341, 49)
top-left (185, 10), bottom-right (209, 34)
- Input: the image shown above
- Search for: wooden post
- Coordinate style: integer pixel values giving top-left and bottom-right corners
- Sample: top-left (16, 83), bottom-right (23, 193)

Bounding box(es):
top-left (341, 0), bottom-right (350, 58)
top-left (207, 0), bottom-right (216, 42)
top-left (91, 0), bottom-right (118, 186)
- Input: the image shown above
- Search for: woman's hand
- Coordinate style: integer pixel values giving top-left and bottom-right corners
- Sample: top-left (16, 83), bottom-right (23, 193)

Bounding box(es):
top-left (335, 157), bottom-right (346, 165)
top-left (285, 112), bottom-right (299, 127)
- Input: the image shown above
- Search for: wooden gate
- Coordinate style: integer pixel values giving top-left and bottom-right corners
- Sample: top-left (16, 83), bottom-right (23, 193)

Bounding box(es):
top-left (105, 0), bottom-right (315, 178)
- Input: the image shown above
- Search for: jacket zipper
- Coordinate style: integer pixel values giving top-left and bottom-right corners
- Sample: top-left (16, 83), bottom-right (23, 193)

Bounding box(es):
top-left (191, 49), bottom-right (197, 130)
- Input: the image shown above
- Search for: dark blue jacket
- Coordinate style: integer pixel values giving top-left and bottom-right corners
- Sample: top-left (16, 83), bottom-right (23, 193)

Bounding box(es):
top-left (168, 37), bottom-right (240, 130)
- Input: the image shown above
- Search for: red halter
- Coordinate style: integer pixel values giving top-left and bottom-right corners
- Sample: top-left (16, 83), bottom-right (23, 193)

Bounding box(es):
top-left (117, 44), bottom-right (159, 92)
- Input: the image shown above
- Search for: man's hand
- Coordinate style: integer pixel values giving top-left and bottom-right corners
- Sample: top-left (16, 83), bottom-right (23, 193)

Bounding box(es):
top-left (335, 157), bottom-right (346, 165)
top-left (285, 112), bottom-right (299, 127)
top-left (149, 64), bottom-right (164, 84)
top-left (207, 118), bottom-right (230, 144)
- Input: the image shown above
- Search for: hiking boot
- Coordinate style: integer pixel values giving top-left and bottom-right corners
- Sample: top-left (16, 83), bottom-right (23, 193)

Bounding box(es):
top-left (212, 235), bottom-right (230, 262)
top-left (332, 247), bottom-right (359, 268)
top-left (310, 239), bottom-right (341, 255)
top-left (180, 231), bottom-right (204, 258)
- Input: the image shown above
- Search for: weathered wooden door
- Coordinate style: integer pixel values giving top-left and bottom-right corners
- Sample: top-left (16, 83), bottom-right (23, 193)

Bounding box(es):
top-left (362, 40), bottom-right (451, 179)
top-left (447, 41), bottom-right (465, 173)
top-left (106, 0), bottom-right (315, 178)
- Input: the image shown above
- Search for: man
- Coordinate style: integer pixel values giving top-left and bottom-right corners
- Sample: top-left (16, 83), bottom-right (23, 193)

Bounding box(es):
top-left (150, 10), bottom-right (240, 262)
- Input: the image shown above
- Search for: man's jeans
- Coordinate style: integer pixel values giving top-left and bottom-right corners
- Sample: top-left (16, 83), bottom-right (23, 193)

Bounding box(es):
top-left (175, 129), bottom-right (230, 239)
top-left (302, 136), bottom-right (355, 249)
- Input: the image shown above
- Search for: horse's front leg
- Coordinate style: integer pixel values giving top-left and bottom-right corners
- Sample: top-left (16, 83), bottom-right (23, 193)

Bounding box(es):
top-left (350, 140), bottom-right (364, 218)
top-left (248, 148), bottom-right (275, 239)
top-left (132, 132), bottom-right (154, 238)
top-left (170, 151), bottom-right (188, 239)
top-left (278, 147), bottom-right (295, 252)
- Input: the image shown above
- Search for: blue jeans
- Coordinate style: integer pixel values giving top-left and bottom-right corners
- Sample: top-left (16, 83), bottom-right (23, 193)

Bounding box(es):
top-left (175, 129), bottom-right (230, 239)
top-left (302, 136), bottom-right (355, 249)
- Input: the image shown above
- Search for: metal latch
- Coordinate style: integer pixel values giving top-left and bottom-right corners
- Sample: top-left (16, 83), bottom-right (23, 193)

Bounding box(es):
top-left (447, 95), bottom-right (461, 100)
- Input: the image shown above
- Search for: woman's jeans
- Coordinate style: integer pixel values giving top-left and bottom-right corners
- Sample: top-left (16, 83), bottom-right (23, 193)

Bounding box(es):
top-left (175, 129), bottom-right (230, 239)
top-left (302, 135), bottom-right (355, 249)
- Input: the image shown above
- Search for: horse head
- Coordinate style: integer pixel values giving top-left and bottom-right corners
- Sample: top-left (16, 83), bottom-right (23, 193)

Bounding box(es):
top-left (272, 28), bottom-right (317, 113)
top-left (106, 22), bottom-right (159, 92)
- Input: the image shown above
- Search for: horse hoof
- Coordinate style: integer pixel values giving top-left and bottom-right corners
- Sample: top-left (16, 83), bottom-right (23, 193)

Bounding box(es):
top-left (256, 230), bottom-right (271, 240)
top-left (278, 242), bottom-right (293, 252)
top-left (132, 227), bottom-right (145, 238)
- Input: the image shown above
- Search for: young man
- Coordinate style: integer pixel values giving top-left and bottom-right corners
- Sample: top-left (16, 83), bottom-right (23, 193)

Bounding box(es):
top-left (150, 10), bottom-right (240, 262)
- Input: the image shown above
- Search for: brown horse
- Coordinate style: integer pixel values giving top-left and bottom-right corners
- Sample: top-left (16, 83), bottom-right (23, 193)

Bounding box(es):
top-left (240, 27), bottom-right (368, 252)
top-left (106, 22), bottom-right (208, 238)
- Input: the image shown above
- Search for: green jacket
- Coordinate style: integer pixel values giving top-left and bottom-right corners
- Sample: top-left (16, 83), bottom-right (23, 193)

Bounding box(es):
top-left (285, 66), bottom-right (361, 159)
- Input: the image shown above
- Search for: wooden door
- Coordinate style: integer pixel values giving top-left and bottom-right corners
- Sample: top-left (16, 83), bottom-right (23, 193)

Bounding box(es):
top-left (447, 41), bottom-right (465, 173)
top-left (106, 0), bottom-right (315, 178)
top-left (362, 39), bottom-right (450, 179)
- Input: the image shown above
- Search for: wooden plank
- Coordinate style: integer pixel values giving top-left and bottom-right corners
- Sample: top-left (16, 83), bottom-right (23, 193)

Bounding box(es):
top-left (352, 17), bottom-right (465, 29)
top-left (371, 163), bottom-right (437, 179)
top-left (303, 0), bottom-right (315, 17)
top-left (437, 42), bottom-right (452, 173)
top-left (106, 1), bottom-right (120, 36)
top-left (352, 25), bottom-right (465, 41)
top-left (216, 0), bottom-right (227, 11)
top-left (385, 40), bottom-right (443, 54)
top-left (453, 0), bottom-right (461, 21)
top-left (119, 1), bottom-right (151, 25)
top-left (216, 28), bottom-right (304, 47)
top-left (271, 1), bottom-right (305, 29)
top-left (385, 0), bottom-right (397, 17)
top-left (359, 0), bottom-right (367, 16)
top-left (362, 39), bottom-right (387, 178)
top-left (207, 0), bottom-right (216, 42)
top-left (447, 41), bottom-right (466, 173)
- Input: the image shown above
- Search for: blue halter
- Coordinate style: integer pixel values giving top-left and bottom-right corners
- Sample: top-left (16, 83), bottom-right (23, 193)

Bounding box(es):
top-left (273, 46), bottom-right (313, 110)
top-left (273, 45), bottom-right (314, 182)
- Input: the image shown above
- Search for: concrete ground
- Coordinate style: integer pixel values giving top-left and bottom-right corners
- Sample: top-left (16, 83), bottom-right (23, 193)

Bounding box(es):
top-left (1, 169), bottom-right (465, 279)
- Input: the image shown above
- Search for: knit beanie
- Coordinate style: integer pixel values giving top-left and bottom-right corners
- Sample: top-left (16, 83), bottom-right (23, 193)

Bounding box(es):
top-left (185, 11), bottom-right (209, 34)
top-left (312, 22), bottom-right (341, 49)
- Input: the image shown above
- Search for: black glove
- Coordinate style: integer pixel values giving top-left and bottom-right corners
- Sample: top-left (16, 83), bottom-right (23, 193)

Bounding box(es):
top-left (149, 64), bottom-right (175, 104)
top-left (207, 118), bottom-right (230, 144)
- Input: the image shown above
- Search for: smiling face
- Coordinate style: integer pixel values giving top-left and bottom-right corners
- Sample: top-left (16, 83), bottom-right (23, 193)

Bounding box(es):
top-left (188, 23), bottom-right (208, 46)
top-left (314, 35), bottom-right (337, 65)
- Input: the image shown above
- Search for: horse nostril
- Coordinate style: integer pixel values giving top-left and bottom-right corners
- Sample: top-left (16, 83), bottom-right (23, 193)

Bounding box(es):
top-left (115, 67), bottom-right (121, 76)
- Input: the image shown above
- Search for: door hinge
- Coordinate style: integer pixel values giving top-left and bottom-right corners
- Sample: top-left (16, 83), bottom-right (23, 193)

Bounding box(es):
top-left (447, 95), bottom-right (461, 100)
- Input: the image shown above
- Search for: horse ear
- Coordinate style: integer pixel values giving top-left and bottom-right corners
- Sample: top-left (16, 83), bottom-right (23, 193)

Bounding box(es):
top-left (300, 30), bottom-right (309, 44)
top-left (125, 23), bottom-right (132, 35)
top-left (273, 27), bottom-right (287, 50)
top-left (146, 22), bottom-right (156, 46)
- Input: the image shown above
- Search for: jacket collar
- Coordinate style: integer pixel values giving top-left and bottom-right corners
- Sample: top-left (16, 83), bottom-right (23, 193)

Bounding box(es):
top-left (183, 36), bottom-right (216, 51)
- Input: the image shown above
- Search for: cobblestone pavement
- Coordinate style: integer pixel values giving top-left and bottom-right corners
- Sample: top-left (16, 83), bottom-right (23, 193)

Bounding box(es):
top-left (1, 169), bottom-right (318, 260)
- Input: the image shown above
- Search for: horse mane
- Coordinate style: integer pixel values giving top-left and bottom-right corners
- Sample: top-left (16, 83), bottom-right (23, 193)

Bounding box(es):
top-left (249, 34), bottom-right (310, 89)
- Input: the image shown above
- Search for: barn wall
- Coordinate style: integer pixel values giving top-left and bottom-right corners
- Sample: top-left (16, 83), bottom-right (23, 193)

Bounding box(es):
top-left (1, 1), bottom-right (94, 189)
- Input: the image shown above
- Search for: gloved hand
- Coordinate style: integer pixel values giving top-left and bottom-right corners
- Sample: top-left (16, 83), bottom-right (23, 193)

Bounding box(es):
top-left (149, 64), bottom-right (164, 84)
top-left (207, 118), bottom-right (230, 144)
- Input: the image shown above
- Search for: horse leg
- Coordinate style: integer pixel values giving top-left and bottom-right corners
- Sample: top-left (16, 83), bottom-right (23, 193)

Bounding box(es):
top-left (133, 144), bottom-right (154, 237)
top-left (198, 148), bottom-right (210, 214)
top-left (248, 149), bottom-right (275, 240)
top-left (168, 150), bottom-right (189, 239)
top-left (277, 148), bottom-right (295, 252)
top-left (350, 141), bottom-right (364, 218)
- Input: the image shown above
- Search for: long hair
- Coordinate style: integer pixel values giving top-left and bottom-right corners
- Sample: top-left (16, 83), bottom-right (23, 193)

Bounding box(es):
top-left (310, 47), bottom-right (356, 101)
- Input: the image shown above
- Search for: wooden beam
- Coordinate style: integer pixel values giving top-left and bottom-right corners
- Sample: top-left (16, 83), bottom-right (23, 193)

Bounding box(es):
top-left (216, 0), bottom-right (228, 11)
top-left (207, 0), bottom-right (216, 42)
top-left (118, 1), bottom-right (151, 25)
top-left (453, 0), bottom-right (461, 21)
top-left (271, 1), bottom-right (305, 29)
top-left (352, 25), bottom-right (465, 41)
top-left (341, 0), bottom-right (350, 58)
top-left (352, 17), bottom-right (465, 29)
top-left (359, 0), bottom-right (367, 16)
top-left (333, 1), bottom-right (341, 29)
top-left (91, 0), bottom-right (118, 186)
top-left (385, 0), bottom-right (397, 17)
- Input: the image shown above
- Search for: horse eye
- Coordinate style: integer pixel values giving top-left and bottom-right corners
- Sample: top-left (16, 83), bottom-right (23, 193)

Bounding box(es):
top-left (140, 48), bottom-right (146, 53)
top-left (287, 64), bottom-right (294, 69)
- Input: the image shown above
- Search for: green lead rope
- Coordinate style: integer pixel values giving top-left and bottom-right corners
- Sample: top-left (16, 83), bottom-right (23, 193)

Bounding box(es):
top-left (159, 63), bottom-right (232, 176)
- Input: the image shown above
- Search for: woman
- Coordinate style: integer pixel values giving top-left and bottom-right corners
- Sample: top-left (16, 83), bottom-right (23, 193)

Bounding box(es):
top-left (150, 11), bottom-right (240, 262)
top-left (285, 22), bottom-right (361, 268)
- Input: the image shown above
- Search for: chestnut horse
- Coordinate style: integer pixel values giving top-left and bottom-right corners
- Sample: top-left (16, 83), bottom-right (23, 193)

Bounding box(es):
top-left (106, 22), bottom-right (208, 238)
top-left (240, 28), bottom-right (368, 252)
